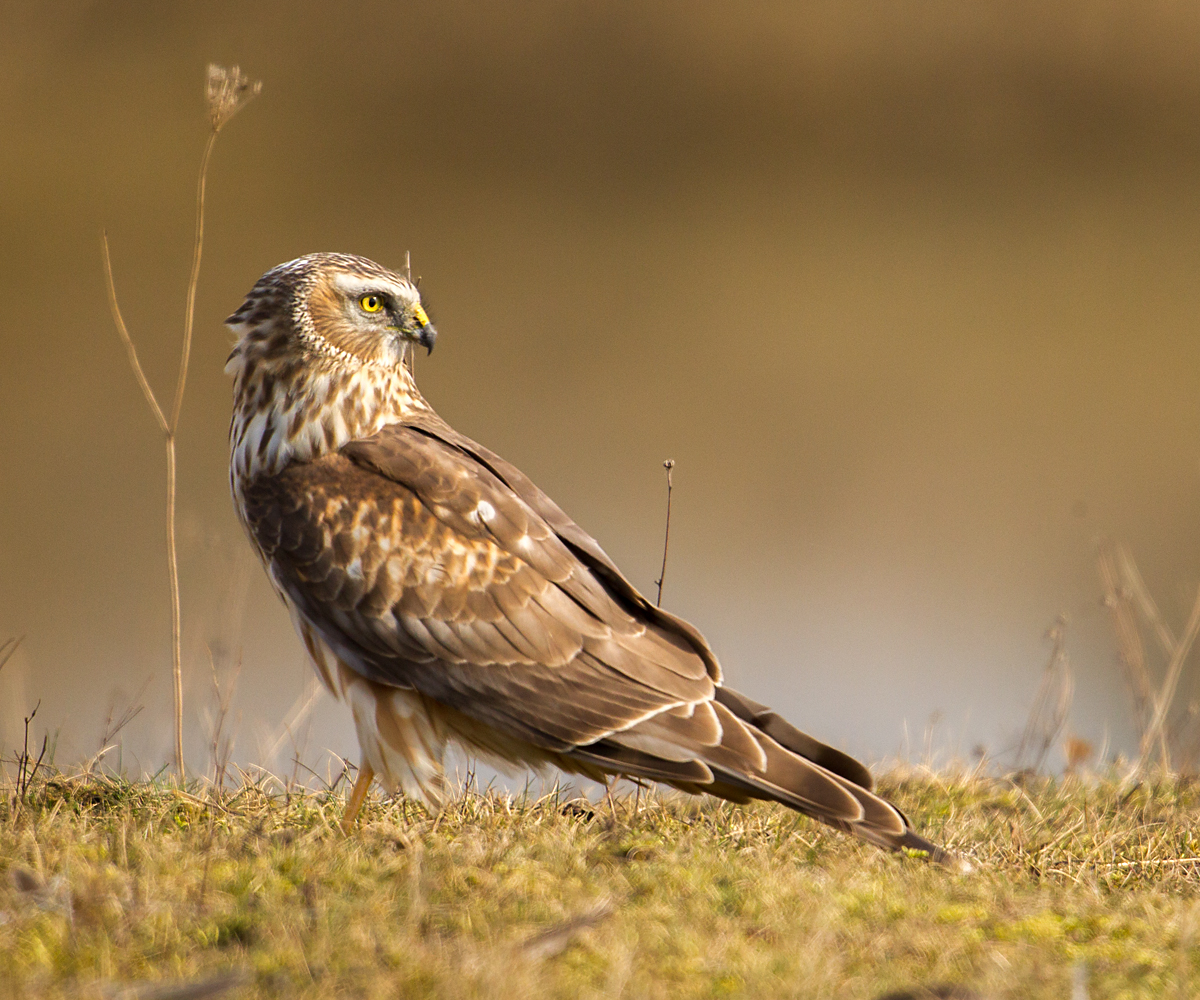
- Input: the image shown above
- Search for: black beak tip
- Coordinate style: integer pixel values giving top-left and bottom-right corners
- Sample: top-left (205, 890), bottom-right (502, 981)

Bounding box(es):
top-left (420, 325), bottom-right (437, 355)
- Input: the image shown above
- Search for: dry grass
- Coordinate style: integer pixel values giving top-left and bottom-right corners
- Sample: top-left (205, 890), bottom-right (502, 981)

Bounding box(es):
top-left (2, 767), bottom-right (1199, 999)
top-left (1097, 541), bottom-right (1200, 774)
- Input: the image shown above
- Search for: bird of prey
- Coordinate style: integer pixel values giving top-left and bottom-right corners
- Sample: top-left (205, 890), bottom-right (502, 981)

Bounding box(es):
top-left (227, 252), bottom-right (950, 862)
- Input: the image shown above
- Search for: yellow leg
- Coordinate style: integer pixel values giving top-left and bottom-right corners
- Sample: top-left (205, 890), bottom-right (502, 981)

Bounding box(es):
top-left (341, 762), bottom-right (376, 834)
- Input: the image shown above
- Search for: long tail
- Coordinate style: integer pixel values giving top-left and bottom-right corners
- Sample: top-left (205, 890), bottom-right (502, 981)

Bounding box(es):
top-left (568, 686), bottom-right (962, 867)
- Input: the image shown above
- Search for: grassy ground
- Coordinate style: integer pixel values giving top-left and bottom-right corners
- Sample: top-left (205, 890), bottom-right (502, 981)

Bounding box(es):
top-left (2, 766), bottom-right (1199, 999)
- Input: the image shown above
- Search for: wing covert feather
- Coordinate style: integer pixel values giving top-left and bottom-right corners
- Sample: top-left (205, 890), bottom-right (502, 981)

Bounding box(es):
top-left (345, 416), bottom-right (723, 679)
top-left (240, 442), bottom-right (716, 750)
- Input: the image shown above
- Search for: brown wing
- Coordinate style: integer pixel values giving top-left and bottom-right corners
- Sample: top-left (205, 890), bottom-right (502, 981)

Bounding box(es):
top-left (354, 409), bottom-right (724, 677)
top-left (241, 432), bottom-right (716, 753)
top-left (243, 418), bottom-right (951, 861)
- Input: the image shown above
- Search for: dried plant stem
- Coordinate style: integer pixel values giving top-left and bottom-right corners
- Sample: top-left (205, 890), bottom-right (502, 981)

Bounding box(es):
top-left (1098, 539), bottom-right (1200, 774)
top-left (1015, 615), bottom-right (1073, 773)
top-left (0, 636), bottom-right (23, 675)
top-left (17, 700), bottom-right (47, 802)
top-left (1139, 581), bottom-right (1200, 772)
top-left (654, 459), bottom-right (675, 607)
top-left (99, 674), bottom-right (152, 752)
top-left (1098, 543), bottom-right (1156, 755)
top-left (102, 243), bottom-right (168, 433)
top-left (164, 438), bottom-right (183, 776)
top-left (101, 65), bottom-right (259, 781)
top-left (402, 251), bottom-right (419, 379)
top-left (1116, 545), bottom-right (1178, 661)
top-left (103, 234), bottom-right (186, 777)
top-left (174, 129), bottom-right (217, 431)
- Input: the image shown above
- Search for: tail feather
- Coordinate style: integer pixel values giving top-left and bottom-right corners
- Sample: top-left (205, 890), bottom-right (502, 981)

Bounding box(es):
top-left (714, 686), bottom-right (875, 790)
top-left (838, 777), bottom-right (909, 835)
top-left (569, 684), bottom-right (960, 867)
top-left (568, 740), bottom-right (715, 786)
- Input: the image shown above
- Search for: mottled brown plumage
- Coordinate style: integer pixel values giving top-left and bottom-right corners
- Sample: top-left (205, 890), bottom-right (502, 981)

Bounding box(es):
top-left (227, 253), bottom-right (954, 863)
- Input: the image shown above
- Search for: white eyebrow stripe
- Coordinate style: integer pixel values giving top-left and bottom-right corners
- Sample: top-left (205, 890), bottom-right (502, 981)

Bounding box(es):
top-left (330, 272), bottom-right (416, 303)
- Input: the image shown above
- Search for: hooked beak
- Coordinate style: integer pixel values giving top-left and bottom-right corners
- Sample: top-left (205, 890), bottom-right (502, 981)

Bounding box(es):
top-left (410, 302), bottom-right (436, 354)
top-left (388, 303), bottom-right (437, 355)
top-left (416, 321), bottom-right (437, 354)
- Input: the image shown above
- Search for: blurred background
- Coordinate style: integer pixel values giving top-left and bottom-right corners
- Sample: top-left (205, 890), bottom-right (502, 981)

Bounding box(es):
top-left (4, 1), bottom-right (1200, 782)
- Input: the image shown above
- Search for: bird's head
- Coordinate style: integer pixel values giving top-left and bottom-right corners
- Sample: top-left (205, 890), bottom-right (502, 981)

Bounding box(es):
top-left (226, 253), bottom-right (437, 372)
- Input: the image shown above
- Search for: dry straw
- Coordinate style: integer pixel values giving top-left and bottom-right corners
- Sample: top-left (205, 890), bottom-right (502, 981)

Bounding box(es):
top-left (1098, 539), bottom-right (1200, 774)
top-left (1014, 614), bottom-right (1073, 774)
top-left (101, 65), bottom-right (260, 780)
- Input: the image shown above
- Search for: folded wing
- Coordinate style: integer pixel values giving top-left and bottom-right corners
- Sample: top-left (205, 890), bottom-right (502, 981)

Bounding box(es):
top-left (240, 415), bottom-right (948, 859)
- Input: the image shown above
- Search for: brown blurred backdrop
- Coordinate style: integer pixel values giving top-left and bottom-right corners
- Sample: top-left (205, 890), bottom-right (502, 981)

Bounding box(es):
top-left (3, 1), bottom-right (1200, 777)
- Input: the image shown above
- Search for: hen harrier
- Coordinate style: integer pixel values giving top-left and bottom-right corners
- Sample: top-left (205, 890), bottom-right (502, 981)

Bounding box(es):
top-left (227, 253), bottom-right (950, 862)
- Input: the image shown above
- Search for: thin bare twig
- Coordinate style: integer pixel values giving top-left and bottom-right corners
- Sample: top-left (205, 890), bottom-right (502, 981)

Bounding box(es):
top-left (1139, 580), bottom-right (1200, 773)
top-left (99, 674), bottom-right (153, 755)
top-left (1098, 543), bottom-right (1155, 752)
top-left (164, 440), bottom-right (182, 777)
top-left (16, 701), bottom-right (47, 802)
top-left (172, 129), bottom-right (217, 432)
top-left (101, 237), bottom-right (169, 434)
top-left (1015, 615), bottom-right (1073, 773)
top-left (654, 459), bottom-right (675, 607)
top-left (1098, 540), bottom-right (1200, 773)
top-left (206, 645), bottom-right (241, 790)
top-left (261, 675), bottom-right (322, 765)
top-left (402, 250), bottom-right (419, 378)
top-left (102, 64), bottom-right (259, 781)
top-left (1116, 544), bottom-right (1177, 660)
top-left (0, 636), bottom-right (23, 674)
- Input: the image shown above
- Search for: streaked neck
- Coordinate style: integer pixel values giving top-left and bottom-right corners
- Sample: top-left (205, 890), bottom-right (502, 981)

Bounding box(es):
top-left (228, 338), bottom-right (427, 485)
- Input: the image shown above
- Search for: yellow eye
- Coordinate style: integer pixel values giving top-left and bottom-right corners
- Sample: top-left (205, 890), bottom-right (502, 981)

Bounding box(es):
top-left (359, 294), bottom-right (384, 313)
